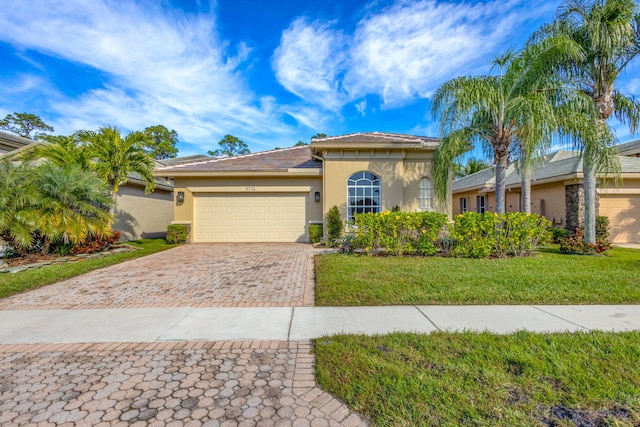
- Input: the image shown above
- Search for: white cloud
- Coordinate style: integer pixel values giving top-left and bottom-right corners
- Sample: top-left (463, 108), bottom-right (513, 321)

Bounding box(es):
top-left (273, 0), bottom-right (557, 110)
top-left (272, 18), bottom-right (349, 111)
top-left (355, 99), bottom-right (367, 116)
top-left (0, 0), bottom-right (297, 154)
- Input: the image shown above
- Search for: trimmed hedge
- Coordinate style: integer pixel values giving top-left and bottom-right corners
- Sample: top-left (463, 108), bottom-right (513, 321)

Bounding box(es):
top-left (166, 224), bottom-right (189, 244)
top-left (354, 212), bottom-right (448, 256)
top-left (352, 211), bottom-right (551, 258)
top-left (449, 212), bottom-right (551, 258)
top-left (309, 224), bottom-right (323, 244)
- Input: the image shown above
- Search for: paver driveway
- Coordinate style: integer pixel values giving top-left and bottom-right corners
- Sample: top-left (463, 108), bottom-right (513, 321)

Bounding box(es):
top-left (0, 243), bottom-right (368, 425)
top-left (0, 243), bottom-right (317, 310)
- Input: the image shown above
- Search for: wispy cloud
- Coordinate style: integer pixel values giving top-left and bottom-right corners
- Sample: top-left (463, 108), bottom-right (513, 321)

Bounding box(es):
top-left (272, 18), bottom-right (349, 111)
top-left (0, 0), bottom-right (296, 154)
top-left (273, 0), bottom-right (557, 111)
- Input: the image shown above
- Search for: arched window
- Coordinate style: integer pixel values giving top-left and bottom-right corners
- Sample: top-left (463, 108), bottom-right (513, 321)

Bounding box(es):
top-left (419, 177), bottom-right (433, 211)
top-left (347, 171), bottom-right (381, 221)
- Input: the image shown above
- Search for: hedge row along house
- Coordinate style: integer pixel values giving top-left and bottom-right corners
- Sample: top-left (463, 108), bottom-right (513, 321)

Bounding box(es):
top-left (453, 140), bottom-right (640, 244)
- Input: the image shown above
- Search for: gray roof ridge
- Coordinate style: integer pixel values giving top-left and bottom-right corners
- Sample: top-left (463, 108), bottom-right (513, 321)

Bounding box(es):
top-left (156, 145), bottom-right (310, 170)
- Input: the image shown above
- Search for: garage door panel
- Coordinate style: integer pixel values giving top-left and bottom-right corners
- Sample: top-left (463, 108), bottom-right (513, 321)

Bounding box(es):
top-left (600, 194), bottom-right (640, 243)
top-left (194, 193), bottom-right (308, 242)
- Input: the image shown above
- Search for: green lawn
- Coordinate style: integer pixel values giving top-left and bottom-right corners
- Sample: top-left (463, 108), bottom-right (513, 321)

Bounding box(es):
top-left (315, 247), bottom-right (640, 305)
top-left (0, 239), bottom-right (176, 299)
top-left (315, 332), bottom-right (640, 426)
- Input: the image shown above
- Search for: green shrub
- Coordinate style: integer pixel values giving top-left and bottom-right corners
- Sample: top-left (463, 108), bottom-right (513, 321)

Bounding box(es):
top-left (326, 206), bottom-right (343, 244)
top-left (551, 227), bottom-right (571, 243)
top-left (166, 224), bottom-right (188, 244)
top-left (354, 211), bottom-right (448, 256)
top-left (309, 224), bottom-right (323, 244)
top-left (449, 212), bottom-right (551, 258)
top-left (596, 216), bottom-right (610, 242)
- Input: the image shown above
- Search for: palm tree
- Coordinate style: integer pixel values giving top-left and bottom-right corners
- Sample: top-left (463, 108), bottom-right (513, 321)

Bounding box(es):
top-left (454, 158), bottom-right (492, 178)
top-left (33, 163), bottom-right (113, 254)
top-left (24, 134), bottom-right (93, 169)
top-left (432, 42), bottom-right (581, 214)
top-left (537, 0), bottom-right (640, 242)
top-left (0, 160), bottom-right (39, 253)
top-left (78, 126), bottom-right (156, 210)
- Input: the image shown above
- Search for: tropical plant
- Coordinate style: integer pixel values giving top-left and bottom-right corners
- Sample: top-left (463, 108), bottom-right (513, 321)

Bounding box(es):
top-left (0, 160), bottom-right (39, 253)
top-left (453, 158), bottom-right (491, 178)
top-left (32, 163), bottom-right (113, 254)
top-left (78, 126), bottom-right (156, 210)
top-left (536, 0), bottom-right (640, 242)
top-left (432, 40), bottom-right (585, 214)
top-left (25, 134), bottom-right (93, 169)
top-left (207, 134), bottom-right (250, 157)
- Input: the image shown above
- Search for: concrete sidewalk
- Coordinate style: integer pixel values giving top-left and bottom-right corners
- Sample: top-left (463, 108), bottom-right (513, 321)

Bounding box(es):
top-left (1, 305), bottom-right (639, 344)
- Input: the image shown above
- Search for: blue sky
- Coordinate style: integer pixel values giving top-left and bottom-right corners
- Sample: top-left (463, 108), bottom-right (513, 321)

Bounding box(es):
top-left (0, 0), bottom-right (638, 157)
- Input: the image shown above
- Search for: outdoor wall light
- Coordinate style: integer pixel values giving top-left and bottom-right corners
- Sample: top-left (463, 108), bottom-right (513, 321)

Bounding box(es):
top-left (315, 191), bottom-right (321, 203)
top-left (176, 191), bottom-right (185, 205)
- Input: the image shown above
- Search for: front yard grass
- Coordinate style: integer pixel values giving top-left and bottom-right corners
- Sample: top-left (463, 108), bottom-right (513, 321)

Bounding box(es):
top-left (0, 238), bottom-right (176, 299)
top-left (315, 246), bottom-right (640, 305)
top-left (315, 331), bottom-right (640, 426)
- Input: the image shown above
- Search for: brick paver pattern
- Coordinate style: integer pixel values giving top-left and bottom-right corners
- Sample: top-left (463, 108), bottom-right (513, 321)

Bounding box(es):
top-left (0, 341), bottom-right (367, 426)
top-left (0, 244), bottom-right (317, 310)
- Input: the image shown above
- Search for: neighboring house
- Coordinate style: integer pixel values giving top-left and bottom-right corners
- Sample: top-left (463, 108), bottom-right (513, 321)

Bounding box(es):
top-left (0, 131), bottom-right (32, 154)
top-left (618, 139), bottom-right (640, 157)
top-left (452, 149), bottom-right (640, 243)
top-left (154, 132), bottom-right (449, 243)
top-left (0, 130), bottom-right (174, 241)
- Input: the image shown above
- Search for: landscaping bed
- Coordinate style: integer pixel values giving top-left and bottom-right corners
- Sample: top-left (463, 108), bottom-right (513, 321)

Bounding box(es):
top-left (315, 331), bottom-right (640, 426)
top-left (315, 246), bottom-right (640, 305)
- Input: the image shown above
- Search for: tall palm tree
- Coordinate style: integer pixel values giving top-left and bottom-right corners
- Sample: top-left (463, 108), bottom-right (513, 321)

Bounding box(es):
top-left (0, 160), bottom-right (39, 253)
top-left (33, 163), bottom-right (114, 254)
top-left (432, 41), bottom-right (582, 213)
top-left (537, 0), bottom-right (640, 242)
top-left (78, 126), bottom-right (156, 210)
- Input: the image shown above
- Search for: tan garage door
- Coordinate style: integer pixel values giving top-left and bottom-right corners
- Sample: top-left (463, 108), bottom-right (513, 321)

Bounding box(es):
top-left (193, 193), bottom-right (308, 242)
top-left (599, 194), bottom-right (640, 243)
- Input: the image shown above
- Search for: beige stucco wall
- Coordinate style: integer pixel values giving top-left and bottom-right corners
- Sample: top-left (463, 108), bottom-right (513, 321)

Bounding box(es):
top-left (453, 182), bottom-right (566, 225)
top-left (321, 150), bottom-right (451, 223)
top-left (172, 176), bottom-right (324, 226)
top-left (114, 184), bottom-right (174, 241)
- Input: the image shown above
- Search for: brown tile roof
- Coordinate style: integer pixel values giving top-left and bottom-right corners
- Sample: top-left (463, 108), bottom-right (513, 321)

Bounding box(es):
top-left (156, 145), bottom-right (321, 173)
top-left (312, 131), bottom-right (439, 145)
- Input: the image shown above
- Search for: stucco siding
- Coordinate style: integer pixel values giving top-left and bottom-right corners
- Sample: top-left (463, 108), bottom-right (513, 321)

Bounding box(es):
top-left (114, 185), bottom-right (174, 240)
top-left (322, 153), bottom-right (450, 222)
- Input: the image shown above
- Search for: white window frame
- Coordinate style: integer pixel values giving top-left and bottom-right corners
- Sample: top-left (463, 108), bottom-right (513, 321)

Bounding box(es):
top-left (347, 171), bottom-right (381, 222)
top-left (418, 177), bottom-right (433, 211)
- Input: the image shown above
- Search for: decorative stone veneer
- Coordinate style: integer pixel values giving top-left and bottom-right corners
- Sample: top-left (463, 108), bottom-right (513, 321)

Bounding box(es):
top-left (565, 183), bottom-right (599, 233)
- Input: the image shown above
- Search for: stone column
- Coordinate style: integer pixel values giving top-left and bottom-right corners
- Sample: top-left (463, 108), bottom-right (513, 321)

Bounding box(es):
top-left (565, 183), bottom-right (599, 233)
